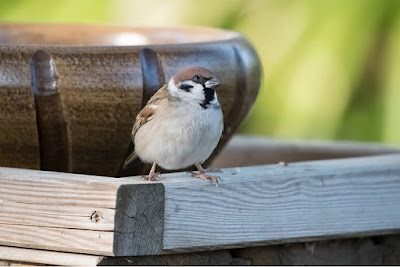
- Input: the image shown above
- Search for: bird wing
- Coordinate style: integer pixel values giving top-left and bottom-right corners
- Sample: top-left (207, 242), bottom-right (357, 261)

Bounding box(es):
top-left (131, 84), bottom-right (169, 139)
top-left (122, 84), bottom-right (169, 170)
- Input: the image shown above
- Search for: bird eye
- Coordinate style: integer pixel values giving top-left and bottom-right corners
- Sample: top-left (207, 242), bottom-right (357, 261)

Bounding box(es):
top-left (192, 75), bottom-right (201, 82)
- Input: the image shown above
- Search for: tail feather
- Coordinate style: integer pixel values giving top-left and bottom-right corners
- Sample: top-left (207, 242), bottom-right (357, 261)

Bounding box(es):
top-left (115, 142), bottom-right (148, 177)
top-left (123, 150), bottom-right (141, 169)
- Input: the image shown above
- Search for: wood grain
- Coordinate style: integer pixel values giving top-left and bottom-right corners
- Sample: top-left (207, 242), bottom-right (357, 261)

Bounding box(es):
top-left (0, 167), bottom-right (148, 256)
top-left (0, 246), bottom-right (103, 266)
top-left (0, 153), bottom-right (399, 257)
top-left (0, 224), bottom-right (114, 255)
top-left (114, 184), bottom-right (165, 256)
top-left (212, 135), bottom-right (400, 168)
top-left (161, 153), bottom-right (400, 252)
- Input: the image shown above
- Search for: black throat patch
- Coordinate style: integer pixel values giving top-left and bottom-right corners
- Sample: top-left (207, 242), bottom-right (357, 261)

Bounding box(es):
top-left (200, 87), bottom-right (215, 109)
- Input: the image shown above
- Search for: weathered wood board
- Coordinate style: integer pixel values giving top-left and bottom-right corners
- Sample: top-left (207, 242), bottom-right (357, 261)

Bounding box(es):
top-left (161, 153), bottom-right (400, 252)
top-left (212, 135), bottom-right (400, 167)
top-left (0, 245), bottom-right (103, 266)
top-left (0, 154), bottom-right (399, 258)
top-left (0, 169), bottom-right (164, 256)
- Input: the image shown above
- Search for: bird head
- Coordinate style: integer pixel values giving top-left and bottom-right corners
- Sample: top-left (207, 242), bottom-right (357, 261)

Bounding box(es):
top-left (168, 66), bottom-right (221, 109)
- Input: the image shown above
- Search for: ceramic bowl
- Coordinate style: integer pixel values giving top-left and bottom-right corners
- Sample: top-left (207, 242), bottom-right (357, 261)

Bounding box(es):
top-left (0, 24), bottom-right (262, 176)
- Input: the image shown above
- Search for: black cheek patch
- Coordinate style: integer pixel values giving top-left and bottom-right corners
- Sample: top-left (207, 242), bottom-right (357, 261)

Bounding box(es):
top-left (180, 84), bottom-right (193, 92)
top-left (200, 88), bottom-right (215, 109)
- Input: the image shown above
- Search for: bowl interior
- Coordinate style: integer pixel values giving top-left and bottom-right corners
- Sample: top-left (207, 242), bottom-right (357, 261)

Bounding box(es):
top-left (0, 24), bottom-right (237, 46)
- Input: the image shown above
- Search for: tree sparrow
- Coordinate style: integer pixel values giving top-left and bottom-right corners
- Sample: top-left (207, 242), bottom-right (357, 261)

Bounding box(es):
top-left (123, 66), bottom-right (223, 184)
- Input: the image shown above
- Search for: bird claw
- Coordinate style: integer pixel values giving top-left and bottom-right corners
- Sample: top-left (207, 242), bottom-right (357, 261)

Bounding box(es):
top-left (142, 172), bottom-right (161, 181)
top-left (190, 171), bottom-right (220, 186)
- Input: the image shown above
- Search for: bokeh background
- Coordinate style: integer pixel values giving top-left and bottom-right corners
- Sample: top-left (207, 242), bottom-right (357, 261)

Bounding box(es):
top-left (1, 0), bottom-right (399, 144)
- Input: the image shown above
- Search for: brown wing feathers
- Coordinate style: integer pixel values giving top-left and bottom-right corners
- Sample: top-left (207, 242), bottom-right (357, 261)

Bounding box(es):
top-left (123, 84), bottom-right (168, 170)
top-left (131, 84), bottom-right (168, 139)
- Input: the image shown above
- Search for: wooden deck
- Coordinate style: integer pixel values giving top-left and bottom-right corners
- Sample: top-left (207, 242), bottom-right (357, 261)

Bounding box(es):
top-left (0, 136), bottom-right (399, 265)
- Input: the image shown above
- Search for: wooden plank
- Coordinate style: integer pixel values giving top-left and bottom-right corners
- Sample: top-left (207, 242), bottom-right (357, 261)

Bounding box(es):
top-left (0, 154), bottom-right (399, 257)
top-left (212, 135), bottom-right (400, 167)
top-left (161, 153), bottom-right (400, 252)
top-left (0, 200), bottom-right (115, 231)
top-left (0, 224), bottom-right (114, 255)
top-left (0, 246), bottom-right (103, 266)
top-left (0, 168), bottom-right (164, 256)
top-left (113, 184), bottom-right (165, 256)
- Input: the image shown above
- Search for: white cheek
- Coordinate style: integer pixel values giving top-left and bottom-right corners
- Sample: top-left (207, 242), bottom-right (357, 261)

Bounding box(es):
top-left (190, 83), bottom-right (205, 101)
top-left (168, 80), bottom-right (205, 103)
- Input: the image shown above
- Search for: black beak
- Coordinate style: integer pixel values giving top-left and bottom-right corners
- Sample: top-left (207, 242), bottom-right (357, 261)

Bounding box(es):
top-left (204, 78), bottom-right (221, 89)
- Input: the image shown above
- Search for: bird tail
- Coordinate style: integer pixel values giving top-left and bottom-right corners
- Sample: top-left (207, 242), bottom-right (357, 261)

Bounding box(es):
top-left (123, 150), bottom-right (139, 169)
top-left (115, 142), bottom-right (148, 177)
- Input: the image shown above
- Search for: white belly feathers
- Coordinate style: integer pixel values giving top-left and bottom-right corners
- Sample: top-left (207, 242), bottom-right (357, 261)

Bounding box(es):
top-left (134, 103), bottom-right (223, 170)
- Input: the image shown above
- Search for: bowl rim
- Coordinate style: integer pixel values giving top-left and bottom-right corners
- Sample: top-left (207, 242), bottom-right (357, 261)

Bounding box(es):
top-left (0, 23), bottom-right (243, 48)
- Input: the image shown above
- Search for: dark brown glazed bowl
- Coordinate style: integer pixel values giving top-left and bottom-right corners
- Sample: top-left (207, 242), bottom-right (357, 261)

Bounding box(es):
top-left (0, 24), bottom-right (262, 177)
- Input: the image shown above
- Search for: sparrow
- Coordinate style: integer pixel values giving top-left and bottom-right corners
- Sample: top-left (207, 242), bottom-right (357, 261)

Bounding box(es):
top-left (123, 66), bottom-right (223, 184)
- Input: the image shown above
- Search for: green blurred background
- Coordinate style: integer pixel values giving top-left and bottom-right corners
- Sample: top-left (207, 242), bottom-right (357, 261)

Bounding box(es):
top-left (1, 0), bottom-right (399, 144)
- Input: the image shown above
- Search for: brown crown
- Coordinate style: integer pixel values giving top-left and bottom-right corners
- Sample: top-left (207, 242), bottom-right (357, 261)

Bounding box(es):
top-left (172, 66), bottom-right (213, 85)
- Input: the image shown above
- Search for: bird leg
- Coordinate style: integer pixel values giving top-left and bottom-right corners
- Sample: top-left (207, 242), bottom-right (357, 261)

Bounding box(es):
top-left (191, 163), bottom-right (220, 185)
top-left (142, 162), bottom-right (161, 181)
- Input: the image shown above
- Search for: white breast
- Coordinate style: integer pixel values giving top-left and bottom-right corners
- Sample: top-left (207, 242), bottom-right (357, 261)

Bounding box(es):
top-left (134, 102), bottom-right (223, 170)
